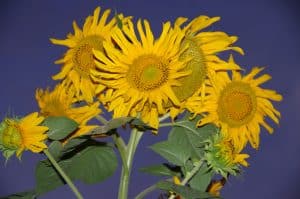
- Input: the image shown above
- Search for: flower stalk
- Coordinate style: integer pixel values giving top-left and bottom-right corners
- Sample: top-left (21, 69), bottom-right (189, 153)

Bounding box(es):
top-left (168, 160), bottom-right (203, 199)
top-left (43, 149), bottom-right (84, 199)
top-left (118, 127), bottom-right (143, 199)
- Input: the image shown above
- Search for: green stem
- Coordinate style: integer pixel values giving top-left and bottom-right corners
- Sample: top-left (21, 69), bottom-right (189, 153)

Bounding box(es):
top-left (95, 115), bottom-right (108, 125)
top-left (134, 178), bottom-right (173, 199)
top-left (180, 160), bottom-right (203, 185)
top-left (159, 122), bottom-right (173, 128)
top-left (168, 160), bottom-right (203, 199)
top-left (44, 149), bottom-right (84, 199)
top-left (118, 127), bottom-right (143, 199)
top-left (134, 183), bottom-right (157, 199)
top-left (112, 133), bottom-right (128, 171)
top-left (159, 113), bottom-right (170, 122)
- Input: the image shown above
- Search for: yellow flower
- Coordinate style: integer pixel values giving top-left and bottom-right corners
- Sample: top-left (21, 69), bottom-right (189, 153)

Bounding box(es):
top-left (92, 19), bottom-right (191, 130)
top-left (50, 7), bottom-right (128, 102)
top-left (168, 16), bottom-right (243, 118)
top-left (191, 60), bottom-right (282, 150)
top-left (0, 112), bottom-right (48, 159)
top-left (35, 81), bottom-right (101, 140)
top-left (204, 133), bottom-right (249, 177)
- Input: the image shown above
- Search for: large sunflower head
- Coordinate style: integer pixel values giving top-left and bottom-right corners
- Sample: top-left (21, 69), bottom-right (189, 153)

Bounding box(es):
top-left (50, 7), bottom-right (129, 103)
top-left (168, 15), bottom-right (244, 118)
top-left (204, 133), bottom-right (249, 178)
top-left (92, 19), bottom-right (191, 130)
top-left (0, 112), bottom-right (48, 160)
top-left (35, 81), bottom-right (101, 140)
top-left (191, 59), bottom-right (282, 151)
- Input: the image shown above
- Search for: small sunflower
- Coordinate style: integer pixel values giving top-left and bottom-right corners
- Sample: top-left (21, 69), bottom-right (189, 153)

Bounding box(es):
top-left (0, 112), bottom-right (48, 160)
top-left (50, 7), bottom-right (128, 103)
top-left (204, 133), bottom-right (249, 177)
top-left (168, 16), bottom-right (243, 118)
top-left (191, 60), bottom-right (282, 150)
top-left (35, 81), bottom-right (101, 140)
top-left (92, 19), bottom-right (191, 130)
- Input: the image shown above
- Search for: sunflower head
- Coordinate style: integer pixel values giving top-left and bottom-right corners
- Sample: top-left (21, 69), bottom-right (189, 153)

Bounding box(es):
top-left (92, 19), bottom-right (191, 130)
top-left (167, 15), bottom-right (243, 119)
top-left (217, 81), bottom-right (257, 127)
top-left (204, 133), bottom-right (249, 177)
top-left (192, 57), bottom-right (282, 151)
top-left (0, 113), bottom-right (48, 160)
top-left (36, 82), bottom-right (101, 141)
top-left (50, 7), bottom-right (129, 102)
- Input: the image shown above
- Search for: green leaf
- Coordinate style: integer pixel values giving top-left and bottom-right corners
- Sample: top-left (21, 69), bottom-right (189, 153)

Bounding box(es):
top-left (68, 144), bottom-right (118, 184)
top-left (156, 181), bottom-right (219, 199)
top-left (130, 118), bottom-right (156, 131)
top-left (35, 160), bottom-right (67, 195)
top-left (43, 116), bottom-right (78, 140)
top-left (139, 164), bottom-right (180, 177)
top-left (48, 141), bottom-right (63, 161)
top-left (169, 115), bottom-right (218, 159)
top-left (0, 190), bottom-right (37, 199)
top-left (150, 141), bottom-right (190, 166)
top-left (182, 159), bottom-right (194, 176)
top-left (189, 165), bottom-right (214, 192)
top-left (87, 117), bottom-right (154, 136)
top-left (61, 137), bottom-right (88, 155)
top-left (35, 141), bottom-right (118, 194)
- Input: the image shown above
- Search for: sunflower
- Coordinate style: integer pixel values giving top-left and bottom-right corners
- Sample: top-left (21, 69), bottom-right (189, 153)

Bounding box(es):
top-left (204, 133), bottom-right (249, 177)
top-left (168, 15), bottom-right (244, 118)
top-left (92, 19), bottom-right (191, 130)
top-left (0, 112), bottom-right (48, 159)
top-left (50, 7), bottom-right (128, 103)
top-left (191, 59), bottom-right (282, 151)
top-left (35, 81), bottom-right (101, 140)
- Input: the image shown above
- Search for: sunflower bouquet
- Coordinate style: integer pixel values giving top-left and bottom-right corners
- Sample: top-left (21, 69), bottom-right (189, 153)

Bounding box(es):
top-left (0, 6), bottom-right (282, 199)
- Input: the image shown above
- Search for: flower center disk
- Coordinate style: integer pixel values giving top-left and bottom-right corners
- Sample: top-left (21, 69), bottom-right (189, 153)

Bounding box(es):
top-left (73, 35), bottom-right (104, 77)
top-left (217, 82), bottom-right (257, 127)
top-left (173, 37), bottom-right (207, 101)
top-left (127, 55), bottom-right (169, 91)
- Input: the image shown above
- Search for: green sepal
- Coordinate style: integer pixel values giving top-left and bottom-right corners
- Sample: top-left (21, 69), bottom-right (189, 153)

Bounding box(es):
top-left (0, 145), bottom-right (16, 163)
top-left (42, 116), bottom-right (79, 140)
top-left (114, 9), bottom-right (123, 29)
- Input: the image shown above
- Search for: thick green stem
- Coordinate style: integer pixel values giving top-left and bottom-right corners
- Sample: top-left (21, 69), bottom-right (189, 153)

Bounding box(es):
top-left (112, 133), bottom-right (128, 171)
top-left (44, 149), bottom-right (84, 199)
top-left (118, 128), bottom-right (143, 199)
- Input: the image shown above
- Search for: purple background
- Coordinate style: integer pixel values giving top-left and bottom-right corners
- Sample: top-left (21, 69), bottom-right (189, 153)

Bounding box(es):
top-left (0, 0), bottom-right (299, 198)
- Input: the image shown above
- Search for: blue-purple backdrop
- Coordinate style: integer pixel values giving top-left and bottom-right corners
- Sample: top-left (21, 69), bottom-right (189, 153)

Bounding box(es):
top-left (0, 0), bottom-right (299, 198)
